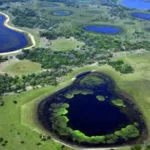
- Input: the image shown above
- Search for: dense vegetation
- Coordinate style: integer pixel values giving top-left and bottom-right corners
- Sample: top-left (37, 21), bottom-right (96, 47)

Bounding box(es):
top-left (0, 56), bottom-right (8, 63)
top-left (108, 59), bottom-right (134, 73)
top-left (40, 28), bottom-right (150, 52)
top-left (79, 74), bottom-right (104, 87)
top-left (11, 8), bottom-right (62, 29)
top-left (17, 48), bottom-right (111, 69)
top-left (0, 69), bottom-right (73, 96)
top-left (64, 89), bottom-right (93, 99)
top-left (111, 99), bottom-right (126, 107)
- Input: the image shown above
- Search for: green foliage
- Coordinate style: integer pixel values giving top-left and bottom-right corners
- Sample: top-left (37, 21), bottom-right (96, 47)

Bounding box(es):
top-left (17, 48), bottom-right (98, 69)
top-left (0, 99), bottom-right (4, 106)
top-left (114, 124), bottom-right (140, 141)
top-left (50, 103), bottom-right (70, 136)
top-left (0, 71), bottom-right (58, 94)
top-left (111, 99), bottom-right (126, 107)
top-left (0, 56), bottom-right (8, 63)
top-left (109, 59), bottom-right (134, 74)
top-left (64, 89), bottom-right (93, 99)
top-left (146, 145), bottom-right (150, 150)
top-left (80, 75), bottom-right (104, 88)
top-left (131, 144), bottom-right (142, 150)
top-left (96, 95), bottom-right (105, 101)
top-left (11, 8), bottom-right (62, 29)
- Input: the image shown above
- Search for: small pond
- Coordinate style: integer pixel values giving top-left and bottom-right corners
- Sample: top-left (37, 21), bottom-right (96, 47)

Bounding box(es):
top-left (120, 0), bottom-right (150, 10)
top-left (131, 12), bottom-right (150, 21)
top-left (84, 25), bottom-right (122, 35)
top-left (38, 72), bottom-right (147, 147)
top-left (51, 10), bottom-right (73, 16)
top-left (0, 14), bottom-right (28, 53)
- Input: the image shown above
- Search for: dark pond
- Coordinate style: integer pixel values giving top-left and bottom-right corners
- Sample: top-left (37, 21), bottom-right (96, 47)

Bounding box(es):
top-left (0, 14), bottom-right (28, 53)
top-left (51, 10), bottom-right (73, 16)
top-left (67, 94), bottom-right (130, 136)
top-left (84, 25), bottom-right (122, 35)
top-left (38, 72), bottom-right (147, 147)
top-left (131, 12), bottom-right (150, 21)
top-left (120, 0), bottom-right (150, 10)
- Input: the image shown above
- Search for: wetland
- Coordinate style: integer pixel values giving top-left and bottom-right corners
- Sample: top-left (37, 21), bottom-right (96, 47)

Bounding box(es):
top-left (38, 72), bottom-right (147, 147)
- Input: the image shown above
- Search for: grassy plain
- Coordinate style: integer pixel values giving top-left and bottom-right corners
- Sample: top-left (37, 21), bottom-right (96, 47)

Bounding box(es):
top-left (50, 38), bottom-right (84, 51)
top-left (2, 60), bottom-right (41, 76)
top-left (0, 52), bottom-right (149, 150)
top-left (0, 87), bottom-right (62, 150)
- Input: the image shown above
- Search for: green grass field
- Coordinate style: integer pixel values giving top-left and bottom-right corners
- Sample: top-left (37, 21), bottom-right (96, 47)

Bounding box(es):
top-left (0, 88), bottom-right (62, 150)
top-left (22, 52), bottom-right (150, 150)
top-left (2, 60), bottom-right (42, 76)
top-left (0, 52), bottom-right (148, 150)
top-left (50, 38), bottom-right (84, 51)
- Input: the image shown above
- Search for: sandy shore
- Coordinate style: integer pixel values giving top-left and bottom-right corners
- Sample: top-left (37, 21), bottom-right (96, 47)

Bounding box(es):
top-left (0, 12), bottom-right (36, 56)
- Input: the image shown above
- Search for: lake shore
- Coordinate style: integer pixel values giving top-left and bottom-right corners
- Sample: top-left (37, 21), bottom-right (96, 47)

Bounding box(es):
top-left (0, 12), bottom-right (36, 56)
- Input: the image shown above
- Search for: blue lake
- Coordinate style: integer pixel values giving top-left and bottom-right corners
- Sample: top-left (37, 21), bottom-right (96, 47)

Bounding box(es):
top-left (120, 0), bottom-right (150, 10)
top-left (132, 12), bottom-right (150, 21)
top-left (84, 25), bottom-right (121, 35)
top-left (0, 14), bottom-right (28, 53)
top-left (51, 10), bottom-right (72, 16)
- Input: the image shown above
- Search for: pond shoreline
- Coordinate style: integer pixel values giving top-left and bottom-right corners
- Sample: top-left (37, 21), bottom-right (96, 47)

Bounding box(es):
top-left (37, 71), bottom-right (148, 149)
top-left (0, 12), bottom-right (36, 55)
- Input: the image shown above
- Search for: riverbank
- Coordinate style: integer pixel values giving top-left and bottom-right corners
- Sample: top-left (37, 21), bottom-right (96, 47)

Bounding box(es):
top-left (0, 12), bottom-right (36, 56)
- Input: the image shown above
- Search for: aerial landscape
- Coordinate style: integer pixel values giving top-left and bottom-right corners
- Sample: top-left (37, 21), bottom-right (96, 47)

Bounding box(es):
top-left (0, 0), bottom-right (150, 150)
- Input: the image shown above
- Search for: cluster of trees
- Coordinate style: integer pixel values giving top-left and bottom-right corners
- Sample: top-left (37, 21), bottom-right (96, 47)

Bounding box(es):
top-left (0, 44), bottom-right (111, 97)
top-left (131, 144), bottom-right (150, 150)
top-left (50, 102), bottom-right (140, 144)
top-left (40, 26), bottom-right (150, 52)
top-left (109, 6), bottom-right (129, 19)
top-left (0, 0), bottom-right (26, 4)
top-left (40, 28), bottom-right (125, 51)
top-left (40, 0), bottom-right (78, 7)
top-left (11, 8), bottom-right (62, 29)
top-left (0, 56), bottom-right (8, 63)
top-left (111, 99), bottom-right (126, 108)
top-left (0, 96), bottom-right (4, 106)
top-left (0, 67), bottom-right (73, 96)
top-left (39, 31), bottom-right (63, 40)
top-left (17, 48), bottom-right (111, 69)
top-left (108, 59), bottom-right (134, 74)
top-left (0, 137), bottom-right (8, 147)
top-left (64, 89), bottom-right (93, 99)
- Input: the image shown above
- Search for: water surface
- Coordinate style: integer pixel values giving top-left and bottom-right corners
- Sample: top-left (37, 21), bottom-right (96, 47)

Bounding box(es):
top-left (132, 12), bottom-right (150, 21)
top-left (0, 14), bottom-right (28, 53)
top-left (120, 0), bottom-right (150, 10)
top-left (84, 25), bottom-right (121, 35)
